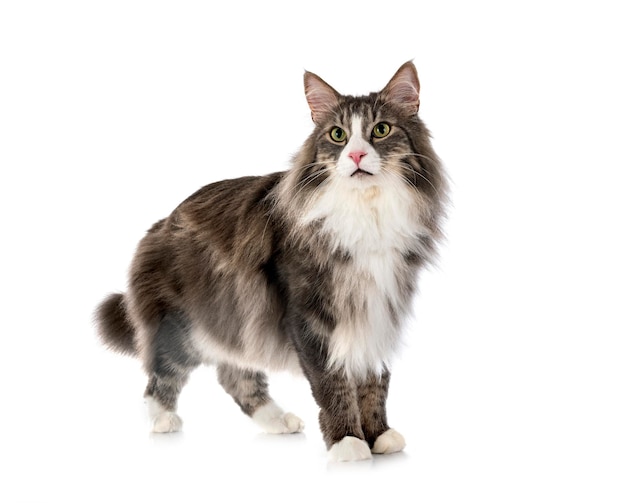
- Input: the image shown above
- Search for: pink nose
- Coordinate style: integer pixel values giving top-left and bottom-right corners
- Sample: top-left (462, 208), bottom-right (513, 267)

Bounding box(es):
top-left (349, 151), bottom-right (367, 166)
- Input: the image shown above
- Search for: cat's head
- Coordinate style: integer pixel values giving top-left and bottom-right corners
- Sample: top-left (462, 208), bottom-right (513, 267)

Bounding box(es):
top-left (293, 61), bottom-right (444, 204)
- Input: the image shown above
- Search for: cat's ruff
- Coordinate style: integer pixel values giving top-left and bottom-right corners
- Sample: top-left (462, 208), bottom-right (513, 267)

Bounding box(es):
top-left (295, 136), bottom-right (431, 379)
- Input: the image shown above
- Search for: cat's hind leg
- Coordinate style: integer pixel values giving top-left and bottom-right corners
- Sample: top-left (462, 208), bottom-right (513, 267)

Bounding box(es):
top-left (217, 364), bottom-right (304, 434)
top-left (142, 313), bottom-right (201, 433)
top-left (145, 381), bottom-right (184, 433)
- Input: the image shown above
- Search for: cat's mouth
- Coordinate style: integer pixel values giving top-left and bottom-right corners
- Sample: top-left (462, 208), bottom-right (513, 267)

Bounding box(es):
top-left (351, 168), bottom-right (373, 177)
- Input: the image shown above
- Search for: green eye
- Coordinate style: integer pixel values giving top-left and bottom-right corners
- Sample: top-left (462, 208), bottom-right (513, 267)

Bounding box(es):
top-left (372, 122), bottom-right (391, 138)
top-left (330, 127), bottom-right (347, 142)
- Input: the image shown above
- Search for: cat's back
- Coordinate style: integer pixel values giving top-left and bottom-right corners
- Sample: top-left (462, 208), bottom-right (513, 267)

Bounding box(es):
top-left (174, 172), bottom-right (283, 234)
top-left (129, 172), bottom-right (286, 310)
top-left (142, 172), bottom-right (284, 255)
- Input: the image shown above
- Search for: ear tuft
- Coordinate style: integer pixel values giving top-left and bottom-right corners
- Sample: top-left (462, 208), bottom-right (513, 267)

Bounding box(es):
top-left (304, 71), bottom-right (340, 125)
top-left (381, 61), bottom-right (421, 114)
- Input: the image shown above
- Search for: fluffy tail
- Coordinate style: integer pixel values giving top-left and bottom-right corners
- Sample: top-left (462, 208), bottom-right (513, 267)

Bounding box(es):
top-left (95, 293), bottom-right (137, 356)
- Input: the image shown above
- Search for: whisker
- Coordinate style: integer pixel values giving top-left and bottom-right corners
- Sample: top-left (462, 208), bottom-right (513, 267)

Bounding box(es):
top-left (384, 152), bottom-right (438, 166)
top-left (292, 163), bottom-right (332, 201)
top-left (379, 158), bottom-right (439, 197)
top-left (395, 162), bottom-right (439, 195)
top-left (381, 153), bottom-right (440, 191)
top-left (293, 163), bottom-right (331, 189)
top-left (297, 160), bottom-right (333, 170)
top-left (380, 165), bottom-right (417, 192)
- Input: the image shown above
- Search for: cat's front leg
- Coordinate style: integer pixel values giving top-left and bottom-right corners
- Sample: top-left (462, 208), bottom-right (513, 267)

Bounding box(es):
top-left (357, 369), bottom-right (406, 455)
top-left (296, 348), bottom-right (371, 461)
top-left (312, 370), bottom-right (372, 462)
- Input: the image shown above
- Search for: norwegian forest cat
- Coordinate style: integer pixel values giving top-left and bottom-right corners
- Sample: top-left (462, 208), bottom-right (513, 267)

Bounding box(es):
top-left (96, 61), bottom-right (448, 461)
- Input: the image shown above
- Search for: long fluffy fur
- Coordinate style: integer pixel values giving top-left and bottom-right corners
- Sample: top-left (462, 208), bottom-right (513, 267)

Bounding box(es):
top-left (95, 61), bottom-right (448, 457)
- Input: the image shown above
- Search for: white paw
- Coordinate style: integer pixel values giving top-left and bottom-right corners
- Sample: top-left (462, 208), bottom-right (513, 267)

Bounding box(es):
top-left (281, 412), bottom-right (306, 433)
top-left (371, 428), bottom-right (406, 454)
top-left (146, 396), bottom-right (183, 433)
top-left (328, 436), bottom-right (372, 462)
top-left (152, 411), bottom-right (183, 433)
top-left (252, 401), bottom-right (304, 434)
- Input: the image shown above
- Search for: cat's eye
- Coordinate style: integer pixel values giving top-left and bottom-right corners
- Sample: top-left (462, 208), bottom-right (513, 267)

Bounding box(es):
top-left (372, 122), bottom-right (391, 138)
top-left (330, 127), bottom-right (347, 143)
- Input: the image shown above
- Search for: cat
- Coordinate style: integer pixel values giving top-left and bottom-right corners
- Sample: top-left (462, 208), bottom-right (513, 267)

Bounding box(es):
top-left (95, 61), bottom-right (448, 462)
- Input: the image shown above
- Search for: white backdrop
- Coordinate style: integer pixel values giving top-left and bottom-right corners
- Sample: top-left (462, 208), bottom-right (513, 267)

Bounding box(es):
top-left (1, 1), bottom-right (625, 502)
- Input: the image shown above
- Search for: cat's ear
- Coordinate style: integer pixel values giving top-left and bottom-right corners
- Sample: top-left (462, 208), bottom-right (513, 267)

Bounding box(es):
top-left (380, 61), bottom-right (421, 114)
top-left (304, 71), bottom-right (340, 125)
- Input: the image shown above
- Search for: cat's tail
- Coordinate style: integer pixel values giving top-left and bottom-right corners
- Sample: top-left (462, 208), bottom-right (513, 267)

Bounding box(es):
top-left (95, 293), bottom-right (137, 356)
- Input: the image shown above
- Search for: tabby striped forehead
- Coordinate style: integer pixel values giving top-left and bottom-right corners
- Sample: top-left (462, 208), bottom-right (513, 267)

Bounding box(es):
top-left (333, 95), bottom-right (380, 126)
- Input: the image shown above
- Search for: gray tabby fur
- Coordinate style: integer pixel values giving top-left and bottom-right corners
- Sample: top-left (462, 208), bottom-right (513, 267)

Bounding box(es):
top-left (95, 61), bottom-right (448, 460)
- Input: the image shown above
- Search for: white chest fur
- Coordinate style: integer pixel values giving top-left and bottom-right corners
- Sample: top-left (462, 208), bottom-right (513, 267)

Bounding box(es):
top-left (302, 177), bottom-right (427, 378)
